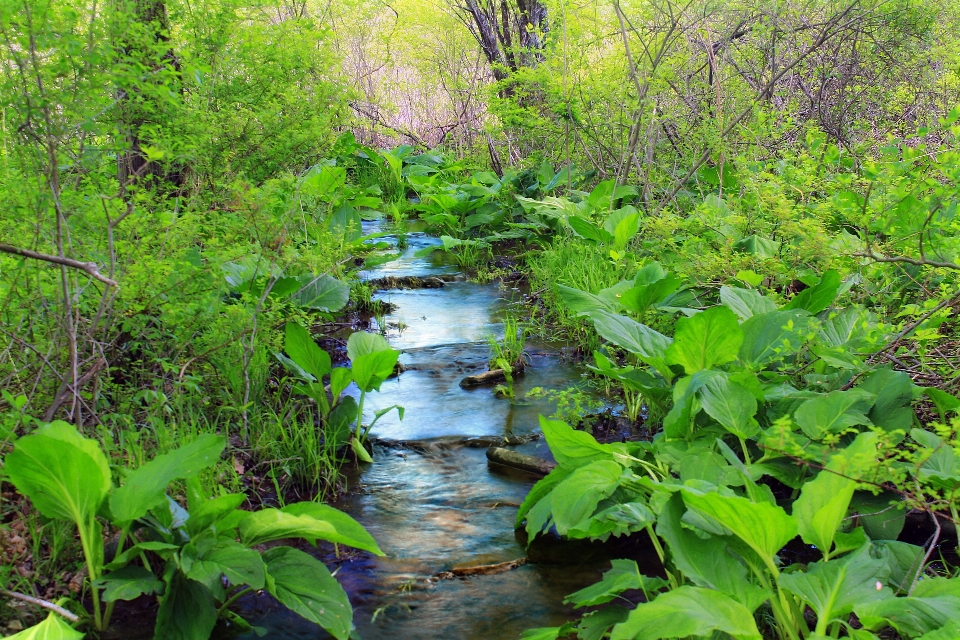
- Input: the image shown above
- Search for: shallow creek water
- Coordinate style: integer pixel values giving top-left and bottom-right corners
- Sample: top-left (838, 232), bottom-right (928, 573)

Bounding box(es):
top-left (240, 226), bottom-right (652, 639)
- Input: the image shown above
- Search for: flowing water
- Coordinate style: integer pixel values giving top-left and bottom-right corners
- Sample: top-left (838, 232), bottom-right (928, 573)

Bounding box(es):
top-left (240, 225), bottom-right (656, 639)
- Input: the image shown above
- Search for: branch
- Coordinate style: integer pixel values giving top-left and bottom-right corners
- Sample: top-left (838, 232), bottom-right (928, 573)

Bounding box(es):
top-left (853, 248), bottom-right (960, 271)
top-left (2, 589), bottom-right (80, 623)
top-left (0, 242), bottom-right (117, 287)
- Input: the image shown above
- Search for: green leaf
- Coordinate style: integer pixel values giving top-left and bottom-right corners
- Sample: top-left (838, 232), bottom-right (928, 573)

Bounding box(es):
top-left (924, 388), bottom-right (960, 420)
top-left (793, 389), bottom-right (874, 439)
top-left (550, 460), bottom-right (622, 535)
top-left (655, 493), bottom-right (770, 611)
top-left (666, 306), bottom-right (743, 374)
top-left (556, 284), bottom-right (620, 317)
top-left (567, 502), bottom-right (655, 542)
top-left (792, 469), bottom-right (856, 558)
top-left (568, 216), bottom-right (612, 244)
top-left (347, 332), bottom-right (399, 392)
top-left (785, 270), bottom-right (842, 314)
top-left (590, 311), bottom-right (672, 365)
top-left (516, 466), bottom-right (572, 527)
top-left (281, 502), bottom-right (383, 555)
top-left (239, 508), bottom-right (339, 546)
top-left (5, 421), bottom-right (111, 523)
top-left (610, 586), bottom-right (762, 640)
top-left (577, 608), bottom-right (631, 640)
top-left (699, 376), bottom-right (759, 439)
top-left (662, 370), bottom-right (722, 440)
top-left (872, 540), bottom-right (925, 593)
top-left (566, 559), bottom-right (664, 607)
top-left (720, 286), bottom-right (777, 321)
top-left (263, 546), bottom-right (352, 640)
top-left (188, 539), bottom-right (266, 591)
top-left (850, 492), bottom-right (905, 541)
top-left (110, 434), bottom-right (225, 525)
top-left (860, 368), bottom-right (917, 432)
top-left (539, 416), bottom-right (616, 468)
top-left (186, 493), bottom-right (246, 537)
top-left (779, 545), bottom-right (892, 634)
top-left (682, 489), bottom-right (798, 564)
top-left (739, 309), bottom-right (811, 366)
top-left (856, 578), bottom-right (960, 637)
top-left (351, 437), bottom-right (374, 463)
top-left (98, 565), bottom-right (163, 602)
top-left (620, 275), bottom-right (682, 315)
top-left (293, 274), bottom-right (350, 312)
top-left (284, 322), bottom-right (332, 380)
top-left (733, 235), bottom-right (779, 259)
top-left (5, 613), bottom-right (84, 640)
top-left (154, 571), bottom-right (218, 640)
top-left (612, 212), bottom-right (641, 249)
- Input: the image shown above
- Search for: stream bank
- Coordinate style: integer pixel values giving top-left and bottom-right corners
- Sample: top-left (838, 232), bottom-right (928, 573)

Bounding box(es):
top-left (238, 224), bottom-right (656, 639)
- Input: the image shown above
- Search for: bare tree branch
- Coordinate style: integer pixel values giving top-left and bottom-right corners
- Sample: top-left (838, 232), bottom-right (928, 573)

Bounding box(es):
top-left (0, 242), bottom-right (118, 287)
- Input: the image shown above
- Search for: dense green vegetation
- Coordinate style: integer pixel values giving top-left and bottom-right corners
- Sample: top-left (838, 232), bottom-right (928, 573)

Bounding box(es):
top-left (3, 0), bottom-right (960, 637)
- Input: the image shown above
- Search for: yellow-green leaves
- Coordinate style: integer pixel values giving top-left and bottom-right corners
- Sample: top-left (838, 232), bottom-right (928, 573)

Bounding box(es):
top-left (666, 306), bottom-right (743, 374)
top-left (347, 331), bottom-right (400, 393)
top-left (549, 460), bottom-right (623, 535)
top-left (263, 547), bottom-right (353, 640)
top-left (6, 612), bottom-right (83, 640)
top-left (699, 376), bottom-right (760, 439)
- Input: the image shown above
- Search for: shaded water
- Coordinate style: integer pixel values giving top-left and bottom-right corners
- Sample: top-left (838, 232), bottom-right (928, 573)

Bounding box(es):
top-left (242, 222), bottom-right (641, 639)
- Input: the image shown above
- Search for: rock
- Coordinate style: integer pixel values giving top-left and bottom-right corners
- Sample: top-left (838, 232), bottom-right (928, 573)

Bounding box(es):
top-left (486, 447), bottom-right (556, 476)
top-left (459, 369), bottom-right (506, 388)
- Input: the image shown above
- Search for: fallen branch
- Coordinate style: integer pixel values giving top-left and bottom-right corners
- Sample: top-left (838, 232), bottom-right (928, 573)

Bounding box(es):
top-left (1, 589), bottom-right (80, 623)
top-left (0, 242), bottom-right (117, 288)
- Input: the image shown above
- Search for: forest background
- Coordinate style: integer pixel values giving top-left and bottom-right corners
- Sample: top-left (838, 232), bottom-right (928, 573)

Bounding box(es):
top-left (3, 0), bottom-right (960, 636)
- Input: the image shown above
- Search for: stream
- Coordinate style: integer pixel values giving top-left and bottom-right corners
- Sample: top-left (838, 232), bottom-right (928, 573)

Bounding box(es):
top-left (239, 224), bottom-right (656, 639)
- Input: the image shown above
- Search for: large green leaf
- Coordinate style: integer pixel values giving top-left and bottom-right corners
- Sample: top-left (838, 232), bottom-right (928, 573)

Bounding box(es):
top-left (98, 565), bottom-right (164, 602)
top-left (186, 539), bottom-right (266, 591)
top-left (682, 489), bottom-right (797, 564)
top-left (539, 417), bottom-right (618, 468)
top-left (792, 469), bottom-right (856, 558)
top-left (610, 586), bottom-right (762, 640)
top-left (655, 493), bottom-right (770, 611)
top-left (293, 274), bottom-right (350, 312)
top-left (666, 306), bottom-right (743, 374)
top-left (549, 460), bottom-right (622, 535)
top-left (856, 578), bottom-right (960, 637)
top-left (6, 612), bottom-right (84, 640)
top-left (662, 370), bottom-right (722, 440)
top-left (284, 322), bottom-right (332, 380)
top-left (567, 502), bottom-right (655, 542)
top-left (5, 421), bottom-right (110, 522)
top-left (720, 286), bottom-right (777, 321)
top-left (699, 376), bottom-right (759, 439)
top-left (154, 571), bottom-right (218, 640)
top-left (109, 434), bottom-right (225, 525)
top-left (346, 331), bottom-right (392, 360)
top-left (556, 284), bottom-right (619, 316)
top-left (568, 216), bottom-right (613, 244)
top-left (793, 389), bottom-right (874, 439)
top-left (348, 331), bottom-right (399, 392)
top-left (566, 559), bottom-right (664, 607)
top-left (281, 502), bottom-right (384, 555)
top-left (620, 275), bottom-right (681, 315)
top-left (5, 422), bottom-right (111, 574)
top-left (785, 270), bottom-right (842, 314)
top-left (516, 465), bottom-right (572, 528)
top-left (738, 309), bottom-right (811, 366)
top-left (860, 368), bottom-right (917, 432)
top-left (779, 545), bottom-right (892, 634)
top-left (590, 311), bottom-right (672, 363)
top-left (239, 508), bottom-right (339, 546)
top-left (263, 546), bottom-right (352, 640)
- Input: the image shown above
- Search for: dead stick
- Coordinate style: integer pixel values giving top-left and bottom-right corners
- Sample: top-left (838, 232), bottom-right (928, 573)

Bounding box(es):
top-left (2, 589), bottom-right (80, 623)
top-left (0, 242), bottom-right (117, 288)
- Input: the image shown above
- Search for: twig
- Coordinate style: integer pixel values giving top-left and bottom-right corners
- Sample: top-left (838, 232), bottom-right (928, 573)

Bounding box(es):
top-left (0, 242), bottom-right (117, 288)
top-left (870, 291), bottom-right (960, 358)
top-left (909, 509), bottom-right (941, 596)
top-left (1, 589), bottom-right (80, 623)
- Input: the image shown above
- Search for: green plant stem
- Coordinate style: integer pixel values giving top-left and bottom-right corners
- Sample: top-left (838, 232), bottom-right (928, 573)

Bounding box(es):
top-left (644, 524), bottom-right (676, 588)
top-left (77, 519), bottom-right (104, 630)
top-left (216, 586), bottom-right (256, 617)
top-left (356, 390), bottom-right (367, 441)
top-left (101, 525), bottom-right (130, 629)
top-left (739, 437), bottom-right (752, 465)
